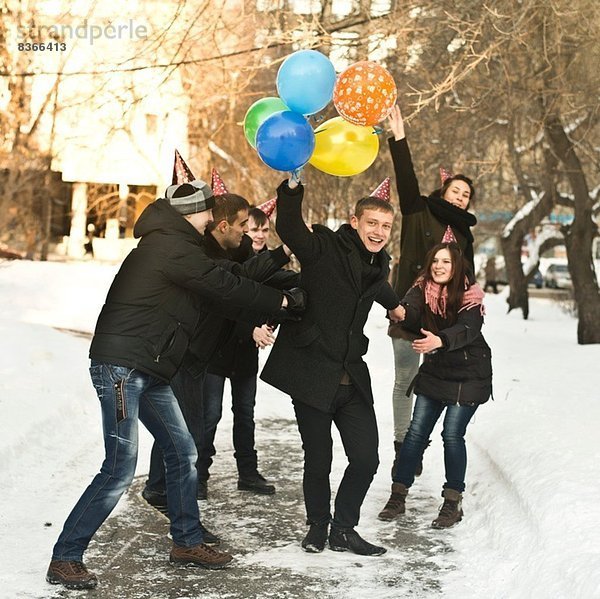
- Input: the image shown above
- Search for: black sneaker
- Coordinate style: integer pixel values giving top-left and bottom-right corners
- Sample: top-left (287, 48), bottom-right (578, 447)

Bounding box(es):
top-left (197, 479), bottom-right (208, 500)
top-left (328, 527), bottom-right (386, 556)
top-left (142, 488), bottom-right (168, 516)
top-left (237, 472), bottom-right (275, 495)
top-left (199, 521), bottom-right (221, 546)
top-left (46, 560), bottom-right (98, 589)
top-left (301, 523), bottom-right (329, 553)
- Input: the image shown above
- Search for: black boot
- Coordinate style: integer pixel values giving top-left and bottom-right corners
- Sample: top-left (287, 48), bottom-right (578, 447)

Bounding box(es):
top-left (142, 487), bottom-right (168, 516)
top-left (142, 487), bottom-right (220, 544)
top-left (301, 522), bottom-right (329, 553)
top-left (197, 479), bottom-right (208, 501)
top-left (199, 521), bottom-right (221, 546)
top-left (237, 472), bottom-right (276, 495)
top-left (328, 526), bottom-right (386, 556)
top-left (415, 440), bottom-right (431, 477)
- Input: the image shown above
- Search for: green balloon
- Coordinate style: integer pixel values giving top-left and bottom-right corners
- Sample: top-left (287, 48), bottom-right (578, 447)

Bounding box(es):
top-left (244, 97), bottom-right (288, 148)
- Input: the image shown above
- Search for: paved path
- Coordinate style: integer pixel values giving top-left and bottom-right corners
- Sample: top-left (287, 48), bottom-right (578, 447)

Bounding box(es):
top-left (51, 417), bottom-right (452, 599)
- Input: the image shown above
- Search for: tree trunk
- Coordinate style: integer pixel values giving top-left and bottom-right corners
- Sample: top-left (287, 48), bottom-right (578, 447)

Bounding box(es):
top-left (501, 233), bottom-right (529, 319)
top-left (544, 114), bottom-right (600, 344)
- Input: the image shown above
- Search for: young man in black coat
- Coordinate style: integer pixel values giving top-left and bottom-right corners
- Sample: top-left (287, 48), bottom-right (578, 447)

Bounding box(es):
top-left (47, 180), bottom-right (301, 590)
top-left (140, 192), bottom-right (297, 539)
top-left (261, 176), bottom-right (404, 556)
top-left (199, 198), bottom-right (299, 499)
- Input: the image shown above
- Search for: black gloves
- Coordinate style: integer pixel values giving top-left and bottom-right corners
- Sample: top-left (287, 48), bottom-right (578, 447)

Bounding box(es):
top-left (283, 287), bottom-right (307, 315)
top-left (269, 287), bottom-right (307, 325)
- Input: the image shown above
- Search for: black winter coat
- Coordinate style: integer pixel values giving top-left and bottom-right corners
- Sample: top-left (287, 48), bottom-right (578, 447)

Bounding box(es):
top-left (389, 137), bottom-right (477, 300)
top-left (89, 198), bottom-right (284, 381)
top-left (401, 286), bottom-right (492, 406)
top-left (183, 234), bottom-right (291, 376)
top-left (204, 233), bottom-right (299, 379)
top-left (261, 181), bottom-right (400, 412)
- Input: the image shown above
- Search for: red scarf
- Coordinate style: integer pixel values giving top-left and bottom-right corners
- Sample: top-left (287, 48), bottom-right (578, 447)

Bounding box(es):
top-left (416, 277), bottom-right (485, 318)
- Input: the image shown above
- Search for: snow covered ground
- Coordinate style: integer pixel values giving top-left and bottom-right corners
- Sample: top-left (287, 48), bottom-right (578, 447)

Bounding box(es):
top-left (1, 258), bottom-right (599, 598)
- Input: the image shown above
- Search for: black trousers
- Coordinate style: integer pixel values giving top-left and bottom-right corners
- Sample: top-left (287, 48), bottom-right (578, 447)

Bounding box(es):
top-left (293, 384), bottom-right (379, 529)
top-left (145, 367), bottom-right (206, 494)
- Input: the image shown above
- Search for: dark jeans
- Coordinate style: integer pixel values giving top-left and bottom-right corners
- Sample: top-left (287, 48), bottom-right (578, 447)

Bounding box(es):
top-left (293, 385), bottom-right (379, 529)
top-left (394, 393), bottom-right (478, 493)
top-left (198, 373), bottom-right (258, 481)
top-left (146, 367), bottom-right (206, 495)
top-left (53, 362), bottom-right (202, 561)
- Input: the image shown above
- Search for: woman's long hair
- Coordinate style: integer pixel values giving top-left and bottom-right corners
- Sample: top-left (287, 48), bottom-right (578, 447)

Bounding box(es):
top-left (419, 242), bottom-right (470, 330)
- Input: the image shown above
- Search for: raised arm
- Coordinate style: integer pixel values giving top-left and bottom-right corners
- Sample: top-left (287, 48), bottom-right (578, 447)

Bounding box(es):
top-left (386, 104), bottom-right (425, 216)
top-left (275, 179), bottom-right (324, 265)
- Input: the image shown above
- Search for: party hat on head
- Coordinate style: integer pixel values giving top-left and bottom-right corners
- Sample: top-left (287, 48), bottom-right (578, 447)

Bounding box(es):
top-left (257, 197), bottom-right (277, 219)
top-left (441, 225), bottom-right (457, 244)
top-left (172, 149), bottom-right (196, 185)
top-left (370, 177), bottom-right (391, 201)
top-left (439, 166), bottom-right (454, 185)
top-left (211, 168), bottom-right (228, 195)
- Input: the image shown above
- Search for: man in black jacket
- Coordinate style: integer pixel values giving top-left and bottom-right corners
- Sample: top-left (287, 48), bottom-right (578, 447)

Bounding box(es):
top-left (261, 176), bottom-right (404, 557)
top-left (47, 180), bottom-right (299, 590)
top-left (199, 199), bottom-right (299, 499)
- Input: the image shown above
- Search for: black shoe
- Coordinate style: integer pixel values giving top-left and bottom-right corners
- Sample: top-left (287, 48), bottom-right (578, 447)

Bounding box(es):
top-left (328, 527), bottom-right (386, 556)
top-left (301, 523), bottom-right (329, 553)
top-left (199, 521), bottom-right (221, 546)
top-left (237, 472), bottom-right (276, 495)
top-left (197, 480), bottom-right (208, 500)
top-left (142, 488), bottom-right (169, 516)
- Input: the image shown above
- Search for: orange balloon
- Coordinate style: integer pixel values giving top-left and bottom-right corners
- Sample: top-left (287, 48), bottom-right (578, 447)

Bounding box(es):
top-left (333, 61), bottom-right (397, 127)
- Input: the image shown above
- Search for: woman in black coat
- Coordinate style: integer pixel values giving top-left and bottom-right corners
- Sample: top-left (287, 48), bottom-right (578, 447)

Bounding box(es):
top-left (379, 243), bottom-right (492, 529)
top-left (384, 102), bottom-right (479, 507)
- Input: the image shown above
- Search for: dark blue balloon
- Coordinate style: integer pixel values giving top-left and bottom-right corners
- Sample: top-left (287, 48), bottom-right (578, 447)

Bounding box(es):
top-left (256, 110), bottom-right (315, 172)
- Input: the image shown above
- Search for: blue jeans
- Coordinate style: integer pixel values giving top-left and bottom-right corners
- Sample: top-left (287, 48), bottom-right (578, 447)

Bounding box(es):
top-left (198, 373), bottom-right (258, 480)
top-left (52, 362), bottom-right (203, 561)
top-left (146, 367), bottom-right (206, 495)
top-left (394, 394), bottom-right (477, 493)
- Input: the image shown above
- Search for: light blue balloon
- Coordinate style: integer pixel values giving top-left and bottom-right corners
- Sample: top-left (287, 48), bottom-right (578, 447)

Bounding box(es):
top-left (256, 111), bottom-right (315, 172)
top-left (276, 50), bottom-right (336, 116)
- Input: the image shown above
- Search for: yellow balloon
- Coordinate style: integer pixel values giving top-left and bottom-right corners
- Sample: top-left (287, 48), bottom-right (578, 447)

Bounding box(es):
top-left (309, 116), bottom-right (379, 177)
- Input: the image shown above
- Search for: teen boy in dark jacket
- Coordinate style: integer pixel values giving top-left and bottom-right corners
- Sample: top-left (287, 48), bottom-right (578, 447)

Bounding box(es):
top-left (261, 177), bottom-right (404, 557)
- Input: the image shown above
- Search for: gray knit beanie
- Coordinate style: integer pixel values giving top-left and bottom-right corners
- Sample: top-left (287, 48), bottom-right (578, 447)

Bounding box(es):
top-left (165, 179), bottom-right (215, 215)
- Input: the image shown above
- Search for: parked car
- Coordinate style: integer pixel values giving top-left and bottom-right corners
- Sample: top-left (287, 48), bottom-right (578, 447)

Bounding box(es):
top-left (544, 264), bottom-right (572, 289)
top-left (529, 269), bottom-right (543, 289)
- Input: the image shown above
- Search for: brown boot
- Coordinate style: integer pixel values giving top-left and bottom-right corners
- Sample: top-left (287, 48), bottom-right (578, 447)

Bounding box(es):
top-left (431, 489), bottom-right (463, 528)
top-left (378, 482), bottom-right (408, 521)
top-left (46, 560), bottom-right (98, 589)
top-left (169, 543), bottom-right (233, 570)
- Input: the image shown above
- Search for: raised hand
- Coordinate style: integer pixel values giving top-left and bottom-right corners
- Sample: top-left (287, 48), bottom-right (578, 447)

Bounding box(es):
top-left (387, 104), bottom-right (405, 141)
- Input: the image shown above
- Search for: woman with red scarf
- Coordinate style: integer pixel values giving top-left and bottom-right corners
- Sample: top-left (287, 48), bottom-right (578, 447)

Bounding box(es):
top-left (381, 243), bottom-right (492, 529)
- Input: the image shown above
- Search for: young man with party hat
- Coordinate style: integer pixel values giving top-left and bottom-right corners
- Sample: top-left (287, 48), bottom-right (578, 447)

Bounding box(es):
top-left (46, 158), bottom-right (304, 589)
top-left (261, 173), bottom-right (404, 556)
top-left (141, 161), bottom-right (302, 523)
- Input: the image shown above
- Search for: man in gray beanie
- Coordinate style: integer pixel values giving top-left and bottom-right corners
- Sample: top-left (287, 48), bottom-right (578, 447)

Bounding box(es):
top-left (47, 179), bottom-right (303, 590)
